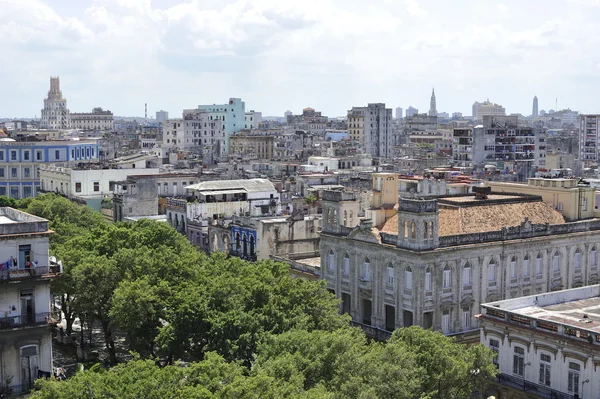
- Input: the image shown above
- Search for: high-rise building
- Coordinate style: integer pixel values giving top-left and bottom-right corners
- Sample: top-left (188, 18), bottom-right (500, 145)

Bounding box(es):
top-left (156, 110), bottom-right (169, 123)
top-left (428, 88), bottom-right (437, 117)
top-left (580, 114), bottom-right (600, 167)
top-left (347, 103), bottom-right (393, 158)
top-left (406, 106), bottom-right (418, 118)
top-left (395, 107), bottom-right (403, 119)
top-left (40, 76), bottom-right (71, 130)
top-left (473, 99), bottom-right (506, 120)
top-left (197, 98), bottom-right (245, 155)
top-left (532, 95), bottom-right (539, 117)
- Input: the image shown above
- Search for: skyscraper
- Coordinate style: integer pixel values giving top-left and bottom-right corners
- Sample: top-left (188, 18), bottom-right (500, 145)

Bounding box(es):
top-left (428, 87), bottom-right (437, 117)
top-left (395, 107), bottom-right (403, 119)
top-left (40, 76), bottom-right (71, 130)
top-left (532, 96), bottom-right (539, 117)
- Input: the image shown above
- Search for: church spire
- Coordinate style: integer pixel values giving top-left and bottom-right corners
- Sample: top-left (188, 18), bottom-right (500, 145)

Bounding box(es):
top-left (428, 87), bottom-right (437, 117)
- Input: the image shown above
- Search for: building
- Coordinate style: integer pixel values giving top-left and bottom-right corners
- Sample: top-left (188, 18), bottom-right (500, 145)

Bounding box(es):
top-left (40, 77), bottom-right (71, 130)
top-left (0, 139), bottom-right (99, 199)
top-left (197, 98), bottom-right (245, 154)
top-left (182, 109), bottom-right (226, 161)
top-left (319, 175), bottom-right (600, 342)
top-left (156, 110), bottom-right (169, 123)
top-left (474, 100), bottom-right (506, 120)
top-left (162, 119), bottom-right (183, 150)
top-left (0, 207), bottom-right (59, 395)
top-left (406, 106), bottom-right (418, 118)
top-left (428, 88), bottom-right (437, 117)
top-left (452, 112), bottom-right (463, 119)
top-left (404, 113), bottom-right (438, 132)
top-left (532, 95), bottom-right (539, 117)
top-left (229, 132), bottom-right (274, 160)
top-left (244, 110), bottom-right (262, 129)
top-left (347, 104), bottom-right (393, 158)
top-left (395, 107), bottom-right (403, 119)
top-left (478, 285), bottom-right (600, 399)
top-left (70, 108), bottom-right (114, 131)
top-left (580, 114), bottom-right (599, 167)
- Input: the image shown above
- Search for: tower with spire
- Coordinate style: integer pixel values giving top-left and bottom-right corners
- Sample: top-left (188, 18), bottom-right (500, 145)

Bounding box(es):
top-left (428, 87), bottom-right (437, 117)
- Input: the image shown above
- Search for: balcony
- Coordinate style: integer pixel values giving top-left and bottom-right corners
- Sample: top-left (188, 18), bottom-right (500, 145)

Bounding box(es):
top-left (350, 321), bottom-right (393, 341)
top-left (497, 374), bottom-right (574, 399)
top-left (0, 312), bottom-right (57, 331)
top-left (0, 266), bottom-right (60, 282)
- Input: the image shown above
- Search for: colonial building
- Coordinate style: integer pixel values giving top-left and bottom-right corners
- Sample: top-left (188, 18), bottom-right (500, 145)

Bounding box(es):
top-left (479, 285), bottom-right (600, 399)
top-left (320, 173), bottom-right (600, 342)
top-left (229, 132), bottom-right (274, 161)
top-left (0, 207), bottom-right (58, 395)
top-left (70, 107), bottom-right (114, 131)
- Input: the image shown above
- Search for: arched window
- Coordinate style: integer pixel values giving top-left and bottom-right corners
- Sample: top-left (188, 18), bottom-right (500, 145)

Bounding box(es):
top-left (443, 265), bottom-right (451, 288)
top-left (463, 263), bottom-right (472, 286)
top-left (387, 263), bottom-right (394, 285)
top-left (424, 222), bottom-right (428, 239)
top-left (574, 248), bottom-right (582, 269)
top-left (510, 256), bottom-right (517, 278)
top-left (552, 251), bottom-right (560, 272)
top-left (591, 246), bottom-right (597, 268)
top-left (343, 210), bottom-right (347, 226)
top-left (536, 253), bottom-right (543, 275)
top-left (363, 258), bottom-right (371, 282)
top-left (327, 209), bottom-right (332, 225)
top-left (429, 221), bottom-right (434, 239)
top-left (488, 259), bottom-right (497, 282)
top-left (410, 222), bottom-right (416, 239)
top-left (405, 266), bottom-right (412, 290)
top-left (343, 253), bottom-right (350, 275)
top-left (403, 221), bottom-right (408, 238)
top-left (349, 210), bottom-right (354, 226)
top-left (425, 267), bottom-right (432, 291)
top-left (328, 250), bottom-right (335, 271)
top-left (333, 210), bottom-right (337, 224)
top-left (523, 254), bottom-right (530, 276)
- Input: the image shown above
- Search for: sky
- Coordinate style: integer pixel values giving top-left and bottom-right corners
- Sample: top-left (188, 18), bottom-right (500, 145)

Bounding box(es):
top-left (1, 0), bottom-right (600, 119)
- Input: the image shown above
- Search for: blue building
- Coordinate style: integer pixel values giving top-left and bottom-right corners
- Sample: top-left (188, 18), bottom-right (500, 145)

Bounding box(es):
top-left (197, 98), bottom-right (245, 155)
top-left (0, 139), bottom-right (99, 199)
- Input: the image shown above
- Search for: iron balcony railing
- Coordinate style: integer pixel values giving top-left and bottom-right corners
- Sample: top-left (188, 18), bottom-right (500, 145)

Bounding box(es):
top-left (498, 373), bottom-right (574, 399)
top-left (0, 312), bottom-right (57, 331)
top-left (350, 321), bottom-right (393, 341)
top-left (0, 266), bottom-right (60, 282)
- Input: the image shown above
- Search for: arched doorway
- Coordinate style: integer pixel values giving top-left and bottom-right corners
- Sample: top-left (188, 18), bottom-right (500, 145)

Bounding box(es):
top-left (242, 234), bottom-right (248, 257)
top-left (249, 235), bottom-right (255, 259)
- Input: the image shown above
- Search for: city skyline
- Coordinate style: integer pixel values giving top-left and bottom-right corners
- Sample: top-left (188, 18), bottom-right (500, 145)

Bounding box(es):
top-left (1, 0), bottom-right (599, 118)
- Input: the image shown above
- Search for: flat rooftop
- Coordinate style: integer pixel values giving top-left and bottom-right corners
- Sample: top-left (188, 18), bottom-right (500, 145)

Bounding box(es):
top-left (0, 207), bottom-right (51, 236)
top-left (482, 285), bottom-right (600, 334)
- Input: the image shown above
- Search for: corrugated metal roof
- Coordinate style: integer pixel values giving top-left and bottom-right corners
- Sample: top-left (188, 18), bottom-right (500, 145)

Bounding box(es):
top-left (185, 178), bottom-right (276, 193)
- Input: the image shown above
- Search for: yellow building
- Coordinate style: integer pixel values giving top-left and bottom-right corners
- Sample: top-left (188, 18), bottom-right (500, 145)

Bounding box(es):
top-left (486, 178), bottom-right (598, 221)
top-left (347, 107), bottom-right (365, 145)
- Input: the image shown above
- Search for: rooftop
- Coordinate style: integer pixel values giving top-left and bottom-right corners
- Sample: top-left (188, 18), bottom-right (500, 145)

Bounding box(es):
top-left (0, 208), bottom-right (51, 236)
top-left (186, 178), bottom-right (276, 194)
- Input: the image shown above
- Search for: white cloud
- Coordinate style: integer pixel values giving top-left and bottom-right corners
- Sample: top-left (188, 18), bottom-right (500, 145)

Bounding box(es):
top-left (1, 0), bottom-right (600, 117)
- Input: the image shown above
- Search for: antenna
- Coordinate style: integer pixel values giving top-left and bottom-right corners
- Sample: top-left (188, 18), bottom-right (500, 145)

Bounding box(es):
top-left (145, 103), bottom-right (147, 119)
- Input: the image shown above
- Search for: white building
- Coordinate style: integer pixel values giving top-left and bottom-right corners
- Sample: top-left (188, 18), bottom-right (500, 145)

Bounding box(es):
top-left (197, 98), bottom-right (246, 154)
top-left (474, 100), bottom-right (506, 120)
top-left (156, 110), bottom-right (169, 124)
top-left (70, 107), bottom-right (114, 131)
top-left (40, 76), bottom-right (71, 130)
top-left (395, 107), bottom-right (403, 119)
top-left (0, 207), bottom-right (58, 395)
top-left (182, 109), bottom-right (226, 161)
top-left (479, 285), bottom-right (600, 399)
top-left (580, 114), bottom-right (600, 167)
top-left (162, 119), bottom-right (183, 150)
top-left (244, 110), bottom-right (262, 129)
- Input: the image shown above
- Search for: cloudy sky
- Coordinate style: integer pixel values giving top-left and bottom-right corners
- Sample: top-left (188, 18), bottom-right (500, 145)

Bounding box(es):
top-left (1, 0), bottom-right (599, 118)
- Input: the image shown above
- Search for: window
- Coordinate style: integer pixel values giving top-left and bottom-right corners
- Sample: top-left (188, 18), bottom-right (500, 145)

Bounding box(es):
top-left (343, 254), bottom-right (350, 276)
top-left (0, 168), bottom-right (3, 178)
top-left (55, 150), bottom-right (60, 159)
top-left (11, 168), bottom-right (17, 178)
top-left (539, 353), bottom-right (551, 386)
top-left (520, 255), bottom-right (529, 276)
top-left (441, 310), bottom-right (450, 334)
top-left (443, 265), bottom-right (451, 288)
top-left (574, 249), bottom-right (581, 269)
top-left (510, 256), bottom-right (517, 278)
top-left (362, 258), bottom-right (371, 281)
top-left (513, 347), bottom-right (525, 376)
top-left (75, 182), bottom-right (82, 193)
top-left (93, 182), bottom-right (100, 192)
top-left (463, 263), bottom-right (472, 286)
top-left (536, 253), bottom-right (543, 275)
top-left (552, 252), bottom-right (560, 272)
top-left (462, 306), bottom-right (471, 329)
top-left (328, 250), bottom-right (335, 271)
top-left (10, 151), bottom-right (16, 161)
top-left (425, 267), bottom-right (432, 291)
top-left (592, 246), bottom-right (597, 267)
top-left (568, 362), bottom-right (580, 394)
top-left (24, 168), bottom-right (30, 178)
top-left (36, 151), bottom-right (42, 161)
top-left (0, 151), bottom-right (3, 160)
top-left (489, 339), bottom-right (500, 366)
top-left (404, 266), bottom-right (412, 290)
top-left (488, 259), bottom-right (497, 282)
top-left (387, 265), bottom-right (394, 285)
top-left (23, 151), bottom-right (29, 161)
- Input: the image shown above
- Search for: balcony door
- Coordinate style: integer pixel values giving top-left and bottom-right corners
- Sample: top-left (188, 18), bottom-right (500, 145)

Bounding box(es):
top-left (19, 245), bottom-right (31, 270)
top-left (20, 289), bottom-right (34, 324)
